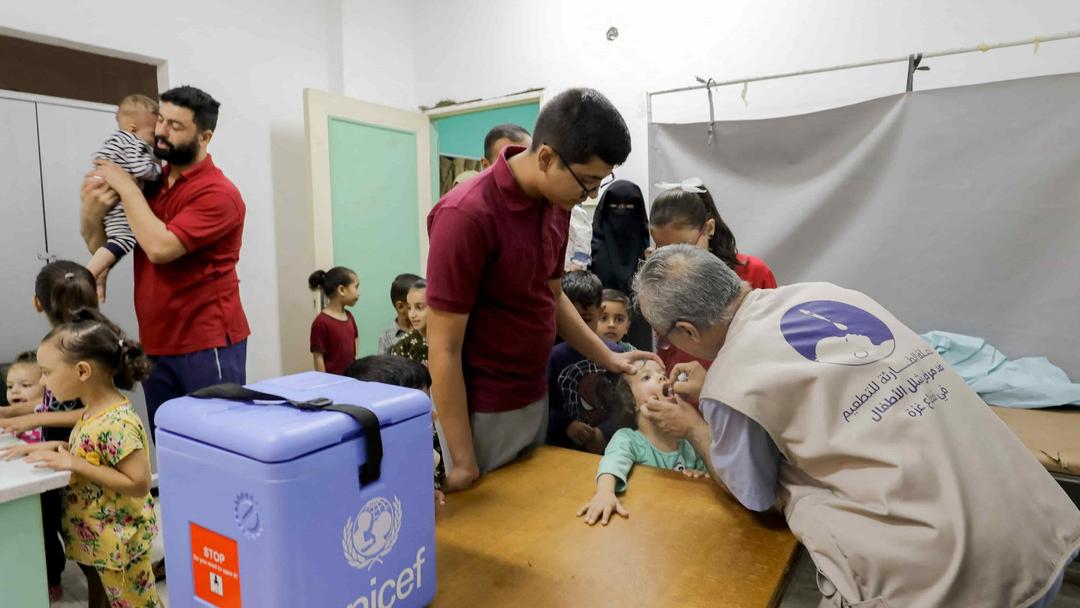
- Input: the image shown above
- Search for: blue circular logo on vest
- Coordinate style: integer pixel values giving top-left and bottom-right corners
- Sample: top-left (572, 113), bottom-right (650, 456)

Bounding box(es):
top-left (780, 300), bottom-right (895, 366)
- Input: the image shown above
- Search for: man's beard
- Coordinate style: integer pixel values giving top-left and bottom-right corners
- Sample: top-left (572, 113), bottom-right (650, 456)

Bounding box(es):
top-left (154, 136), bottom-right (199, 164)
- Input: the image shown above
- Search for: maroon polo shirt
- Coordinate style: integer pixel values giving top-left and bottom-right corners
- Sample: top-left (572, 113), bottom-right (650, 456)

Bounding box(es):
top-left (134, 154), bottom-right (250, 356)
top-left (426, 146), bottom-right (570, 413)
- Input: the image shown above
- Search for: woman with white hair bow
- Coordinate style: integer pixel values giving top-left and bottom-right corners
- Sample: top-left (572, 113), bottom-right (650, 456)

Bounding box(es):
top-left (649, 178), bottom-right (776, 372)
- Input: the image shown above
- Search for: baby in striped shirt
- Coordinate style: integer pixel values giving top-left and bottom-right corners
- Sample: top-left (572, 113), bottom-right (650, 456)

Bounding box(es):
top-left (86, 94), bottom-right (162, 302)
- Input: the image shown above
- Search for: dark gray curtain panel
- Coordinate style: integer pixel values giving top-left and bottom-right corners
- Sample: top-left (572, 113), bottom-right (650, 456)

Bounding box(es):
top-left (649, 73), bottom-right (1080, 376)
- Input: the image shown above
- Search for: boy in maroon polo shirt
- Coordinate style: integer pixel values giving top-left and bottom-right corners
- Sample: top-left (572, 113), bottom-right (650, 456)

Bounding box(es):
top-left (427, 88), bottom-right (656, 492)
top-left (81, 86), bottom-right (249, 439)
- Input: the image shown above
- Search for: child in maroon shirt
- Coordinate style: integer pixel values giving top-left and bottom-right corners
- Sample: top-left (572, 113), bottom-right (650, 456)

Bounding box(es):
top-left (309, 266), bottom-right (360, 375)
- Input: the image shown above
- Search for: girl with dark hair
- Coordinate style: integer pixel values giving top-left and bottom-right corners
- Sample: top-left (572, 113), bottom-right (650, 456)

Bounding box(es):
top-left (2, 309), bottom-right (159, 608)
top-left (1, 260), bottom-right (100, 601)
top-left (390, 279), bottom-right (429, 366)
top-left (34, 260), bottom-right (99, 327)
top-left (308, 266), bottom-right (360, 374)
top-left (649, 179), bottom-right (777, 371)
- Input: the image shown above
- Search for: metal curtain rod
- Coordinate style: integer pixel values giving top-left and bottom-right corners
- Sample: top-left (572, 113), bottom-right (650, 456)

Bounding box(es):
top-left (647, 30), bottom-right (1080, 99)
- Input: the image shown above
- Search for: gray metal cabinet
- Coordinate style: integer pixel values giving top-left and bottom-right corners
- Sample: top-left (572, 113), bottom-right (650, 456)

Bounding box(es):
top-left (0, 97), bottom-right (50, 352)
top-left (2, 91), bottom-right (154, 457)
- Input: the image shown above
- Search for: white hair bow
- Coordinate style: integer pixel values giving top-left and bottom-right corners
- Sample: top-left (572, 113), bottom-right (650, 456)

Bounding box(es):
top-left (653, 177), bottom-right (706, 194)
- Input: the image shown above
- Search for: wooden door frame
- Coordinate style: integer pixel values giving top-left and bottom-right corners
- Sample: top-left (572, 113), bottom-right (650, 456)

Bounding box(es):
top-left (303, 88), bottom-right (434, 274)
top-left (422, 90), bottom-right (545, 120)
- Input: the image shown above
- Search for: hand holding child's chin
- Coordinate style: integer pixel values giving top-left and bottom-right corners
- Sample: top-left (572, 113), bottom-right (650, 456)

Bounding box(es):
top-left (641, 395), bottom-right (704, 439)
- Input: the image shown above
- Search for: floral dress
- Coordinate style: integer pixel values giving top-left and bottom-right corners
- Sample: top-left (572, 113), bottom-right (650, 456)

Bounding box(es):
top-left (63, 401), bottom-right (159, 607)
top-left (390, 329), bottom-right (428, 366)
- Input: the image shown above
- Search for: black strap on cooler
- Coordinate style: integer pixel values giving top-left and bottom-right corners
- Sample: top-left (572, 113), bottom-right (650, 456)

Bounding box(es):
top-left (190, 383), bottom-right (383, 487)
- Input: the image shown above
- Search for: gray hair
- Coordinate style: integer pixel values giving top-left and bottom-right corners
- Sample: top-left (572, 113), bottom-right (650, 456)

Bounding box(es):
top-left (631, 244), bottom-right (742, 333)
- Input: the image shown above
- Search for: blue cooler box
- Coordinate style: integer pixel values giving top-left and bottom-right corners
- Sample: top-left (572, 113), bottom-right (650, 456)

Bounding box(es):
top-left (156, 372), bottom-right (436, 608)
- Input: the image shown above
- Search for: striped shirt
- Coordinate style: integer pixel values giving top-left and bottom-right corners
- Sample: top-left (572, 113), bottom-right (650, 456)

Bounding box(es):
top-left (92, 130), bottom-right (161, 259)
top-left (93, 129), bottom-right (161, 181)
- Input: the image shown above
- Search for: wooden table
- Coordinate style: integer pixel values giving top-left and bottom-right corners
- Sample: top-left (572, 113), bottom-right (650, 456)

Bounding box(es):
top-left (435, 447), bottom-right (798, 607)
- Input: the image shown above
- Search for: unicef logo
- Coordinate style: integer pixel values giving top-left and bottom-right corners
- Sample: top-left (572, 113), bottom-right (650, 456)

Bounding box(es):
top-left (343, 496), bottom-right (403, 571)
top-left (780, 300), bottom-right (895, 366)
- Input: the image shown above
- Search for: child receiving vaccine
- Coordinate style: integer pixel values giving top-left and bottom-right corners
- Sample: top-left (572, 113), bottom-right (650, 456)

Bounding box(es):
top-left (390, 279), bottom-right (429, 365)
top-left (577, 359), bottom-right (707, 526)
top-left (309, 266), bottom-right (360, 375)
top-left (1, 352), bottom-right (46, 443)
top-left (2, 309), bottom-right (159, 607)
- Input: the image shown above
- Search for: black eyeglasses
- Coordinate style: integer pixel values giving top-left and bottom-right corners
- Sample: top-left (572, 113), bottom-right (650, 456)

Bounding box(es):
top-left (548, 145), bottom-right (615, 198)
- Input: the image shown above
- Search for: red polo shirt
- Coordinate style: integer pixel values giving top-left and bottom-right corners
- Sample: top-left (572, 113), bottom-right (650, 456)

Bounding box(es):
top-left (426, 146), bottom-right (570, 413)
top-left (134, 154), bottom-right (250, 356)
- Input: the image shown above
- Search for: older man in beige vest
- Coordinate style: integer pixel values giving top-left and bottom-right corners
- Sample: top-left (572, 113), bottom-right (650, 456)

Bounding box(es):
top-left (634, 244), bottom-right (1079, 608)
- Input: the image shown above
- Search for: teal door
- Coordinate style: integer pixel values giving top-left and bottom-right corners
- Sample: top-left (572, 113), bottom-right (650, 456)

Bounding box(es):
top-left (328, 118), bottom-right (421, 356)
top-left (430, 101), bottom-right (540, 159)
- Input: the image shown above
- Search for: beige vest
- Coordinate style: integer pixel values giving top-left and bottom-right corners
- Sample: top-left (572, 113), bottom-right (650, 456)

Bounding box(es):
top-left (702, 283), bottom-right (1080, 607)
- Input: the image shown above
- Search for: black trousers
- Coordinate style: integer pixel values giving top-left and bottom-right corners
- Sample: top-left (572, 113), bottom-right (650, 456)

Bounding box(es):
top-left (40, 488), bottom-right (66, 587)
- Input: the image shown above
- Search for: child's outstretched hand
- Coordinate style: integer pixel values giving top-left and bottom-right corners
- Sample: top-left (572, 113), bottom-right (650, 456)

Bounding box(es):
top-left (681, 469), bottom-right (708, 480)
top-left (641, 394), bottom-right (706, 440)
top-left (577, 490), bottom-right (629, 526)
top-left (0, 415), bottom-right (38, 437)
top-left (1, 441), bottom-right (55, 461)
top-left (25, 444), bottom-right (75, 471)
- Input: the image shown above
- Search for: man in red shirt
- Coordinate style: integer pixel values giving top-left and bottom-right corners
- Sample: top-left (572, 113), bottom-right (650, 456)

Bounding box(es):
top-left (427, 88), bottom-right (655, 493)
top-left (80, 86), bottom-right (249, 438)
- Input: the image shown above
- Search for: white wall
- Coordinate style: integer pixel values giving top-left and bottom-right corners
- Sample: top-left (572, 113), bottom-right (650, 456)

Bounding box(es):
top-left (0, 0), bottom-right (339, 381)
top-left (7, 1), bottom-right (1079, 380)
top-left (342, 0), bottom-right (418, 110)
top-left (407, 0), bottom-right (1080, 192)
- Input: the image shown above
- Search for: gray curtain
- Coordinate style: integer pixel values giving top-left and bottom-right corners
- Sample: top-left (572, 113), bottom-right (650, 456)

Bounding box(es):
top-left (649, 73), bottom-right (1080, 376)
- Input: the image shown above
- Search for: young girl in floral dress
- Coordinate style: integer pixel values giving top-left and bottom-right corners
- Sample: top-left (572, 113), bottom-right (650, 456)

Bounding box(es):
top-left (4, 308), bottom-right (159, 608)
